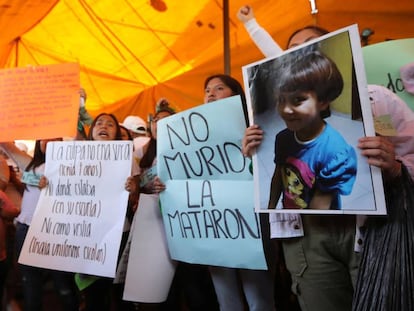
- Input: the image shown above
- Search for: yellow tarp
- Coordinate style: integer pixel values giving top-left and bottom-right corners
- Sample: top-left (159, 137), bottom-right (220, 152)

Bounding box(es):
top-left (1, 0), bottom-right (413, 122)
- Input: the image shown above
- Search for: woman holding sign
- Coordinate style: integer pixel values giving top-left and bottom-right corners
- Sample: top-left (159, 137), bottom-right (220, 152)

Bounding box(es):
top-left (0, 139), bottom-right (80, 311)
top-left (153, 76), bottom-right (276, 311)
top-left (81, 112), bottom-right (138, 311)
top-left (203, 74), bottom-right (276, 311)
top-left (138, 100), bottom-right (209, 310)
top-left (136, 100), bottom-right (223, 311)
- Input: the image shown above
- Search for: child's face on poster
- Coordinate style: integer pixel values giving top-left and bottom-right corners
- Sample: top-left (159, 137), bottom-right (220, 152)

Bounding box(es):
top-left (277, 90), bottom-right (328, 135)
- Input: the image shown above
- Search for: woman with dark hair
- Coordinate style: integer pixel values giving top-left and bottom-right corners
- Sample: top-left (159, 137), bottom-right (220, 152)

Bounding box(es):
top-left (204, 74), bottom-right (249, 126)
top-left (138, 99), bottom-right (219, 311)
top-left (287, 25), bottom-right (329, 48)
top-left (151, 77), bottom-right (275, 310)
top-left (202, 74), bottom-right (276, 311)
top-left (87, 112), bottom-right (122, 141)
top-left (138, 98), bottom-right (175, 191)
top-left (83, 112), bottom-right (137, 311)
top-left (204, 74), bottom-right (246, 102)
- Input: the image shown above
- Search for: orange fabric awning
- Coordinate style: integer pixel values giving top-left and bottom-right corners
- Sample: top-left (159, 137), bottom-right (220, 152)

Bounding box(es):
top-left (1, 0), bottom-right (413, 123)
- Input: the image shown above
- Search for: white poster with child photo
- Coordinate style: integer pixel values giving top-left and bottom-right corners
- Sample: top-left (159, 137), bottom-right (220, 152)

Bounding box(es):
top-left (242, 24), bottom-right (386, 215)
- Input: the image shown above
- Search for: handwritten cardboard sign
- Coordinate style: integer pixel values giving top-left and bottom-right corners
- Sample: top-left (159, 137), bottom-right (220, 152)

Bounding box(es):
top-left (157, 96), bottom-right (267, 269)
top-left (0, 63), bottom-right (80, 141)
top-left (19, 140), bottom-right (132, 278)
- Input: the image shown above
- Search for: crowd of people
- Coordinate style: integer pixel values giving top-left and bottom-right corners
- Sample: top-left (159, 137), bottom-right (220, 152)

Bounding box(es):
top-left (0, 3), bottom-right (413, 311)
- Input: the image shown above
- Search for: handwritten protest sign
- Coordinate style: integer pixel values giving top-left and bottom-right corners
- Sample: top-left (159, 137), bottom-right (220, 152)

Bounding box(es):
top-left (363, 38), bottom-right (414, 111)
top-left (157, 96), bottom-right (267, 269)
top-left (19, 140), bottom-right (132, 278)
top-left (0, 63), bottom-right (80, 141)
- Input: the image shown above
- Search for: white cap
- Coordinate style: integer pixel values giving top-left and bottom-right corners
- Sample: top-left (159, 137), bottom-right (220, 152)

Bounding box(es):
top-left (121, 116), bottom-right (147, 135)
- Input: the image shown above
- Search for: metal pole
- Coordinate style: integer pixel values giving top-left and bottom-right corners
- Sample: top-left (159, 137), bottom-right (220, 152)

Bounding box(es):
top-left (223, 0), bottom-right (230, 75)
top-left (15, 37), bottom-right (20, 67)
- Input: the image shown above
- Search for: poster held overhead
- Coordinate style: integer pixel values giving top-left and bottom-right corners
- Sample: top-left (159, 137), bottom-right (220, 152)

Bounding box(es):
top-left (0, 63), bottom-right (80, 141)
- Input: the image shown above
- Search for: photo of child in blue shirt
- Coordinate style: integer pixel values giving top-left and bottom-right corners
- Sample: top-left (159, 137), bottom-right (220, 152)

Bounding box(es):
top-left (268, 49), bottom-right (357, 210)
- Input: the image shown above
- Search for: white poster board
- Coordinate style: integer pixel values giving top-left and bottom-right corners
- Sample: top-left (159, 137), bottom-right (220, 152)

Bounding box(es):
top-left (123, 194), bottom-right (177, 303)
top-left (19, 140), bottom-right (132, 278)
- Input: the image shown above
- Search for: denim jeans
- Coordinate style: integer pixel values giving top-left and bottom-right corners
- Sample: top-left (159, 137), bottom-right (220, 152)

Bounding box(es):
top-left (15, 222), bottom-right (79, 311)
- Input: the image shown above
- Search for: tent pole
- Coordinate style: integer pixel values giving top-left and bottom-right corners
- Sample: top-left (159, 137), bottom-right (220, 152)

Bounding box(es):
top-left (223, 0), bottom-right (230, 75)
top-left (15, 37), bottom-right (20, 67)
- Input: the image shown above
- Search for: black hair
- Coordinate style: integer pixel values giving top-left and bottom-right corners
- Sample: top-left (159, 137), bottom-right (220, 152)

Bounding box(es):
top-left (87, 113), bottom-right (122, 141)
top-left (204, 74), bottom-right (248, 125)
top-left (250, 26), bottom-right (333, 116)
top-left (119, 125), bottom-right (133, 141)
top-left (140, 100), bottom-right (175, 170)
top-left (25, 140), bottom-right (46, 172)
top-left (287, 25), bottom-right (329, 48)
top-left (155, 98), bottom-right (176, 115)
top-left (25, 138), bottom-right (62, 171)
top-left (275, 49), bottom-right (343, 118)
top-left (139, 138), bottom-right (156, 170)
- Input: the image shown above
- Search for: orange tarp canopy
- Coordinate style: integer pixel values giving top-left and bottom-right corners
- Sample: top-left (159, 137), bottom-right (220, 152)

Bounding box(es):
top-left (1, 0), bottom-right (413, 122)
